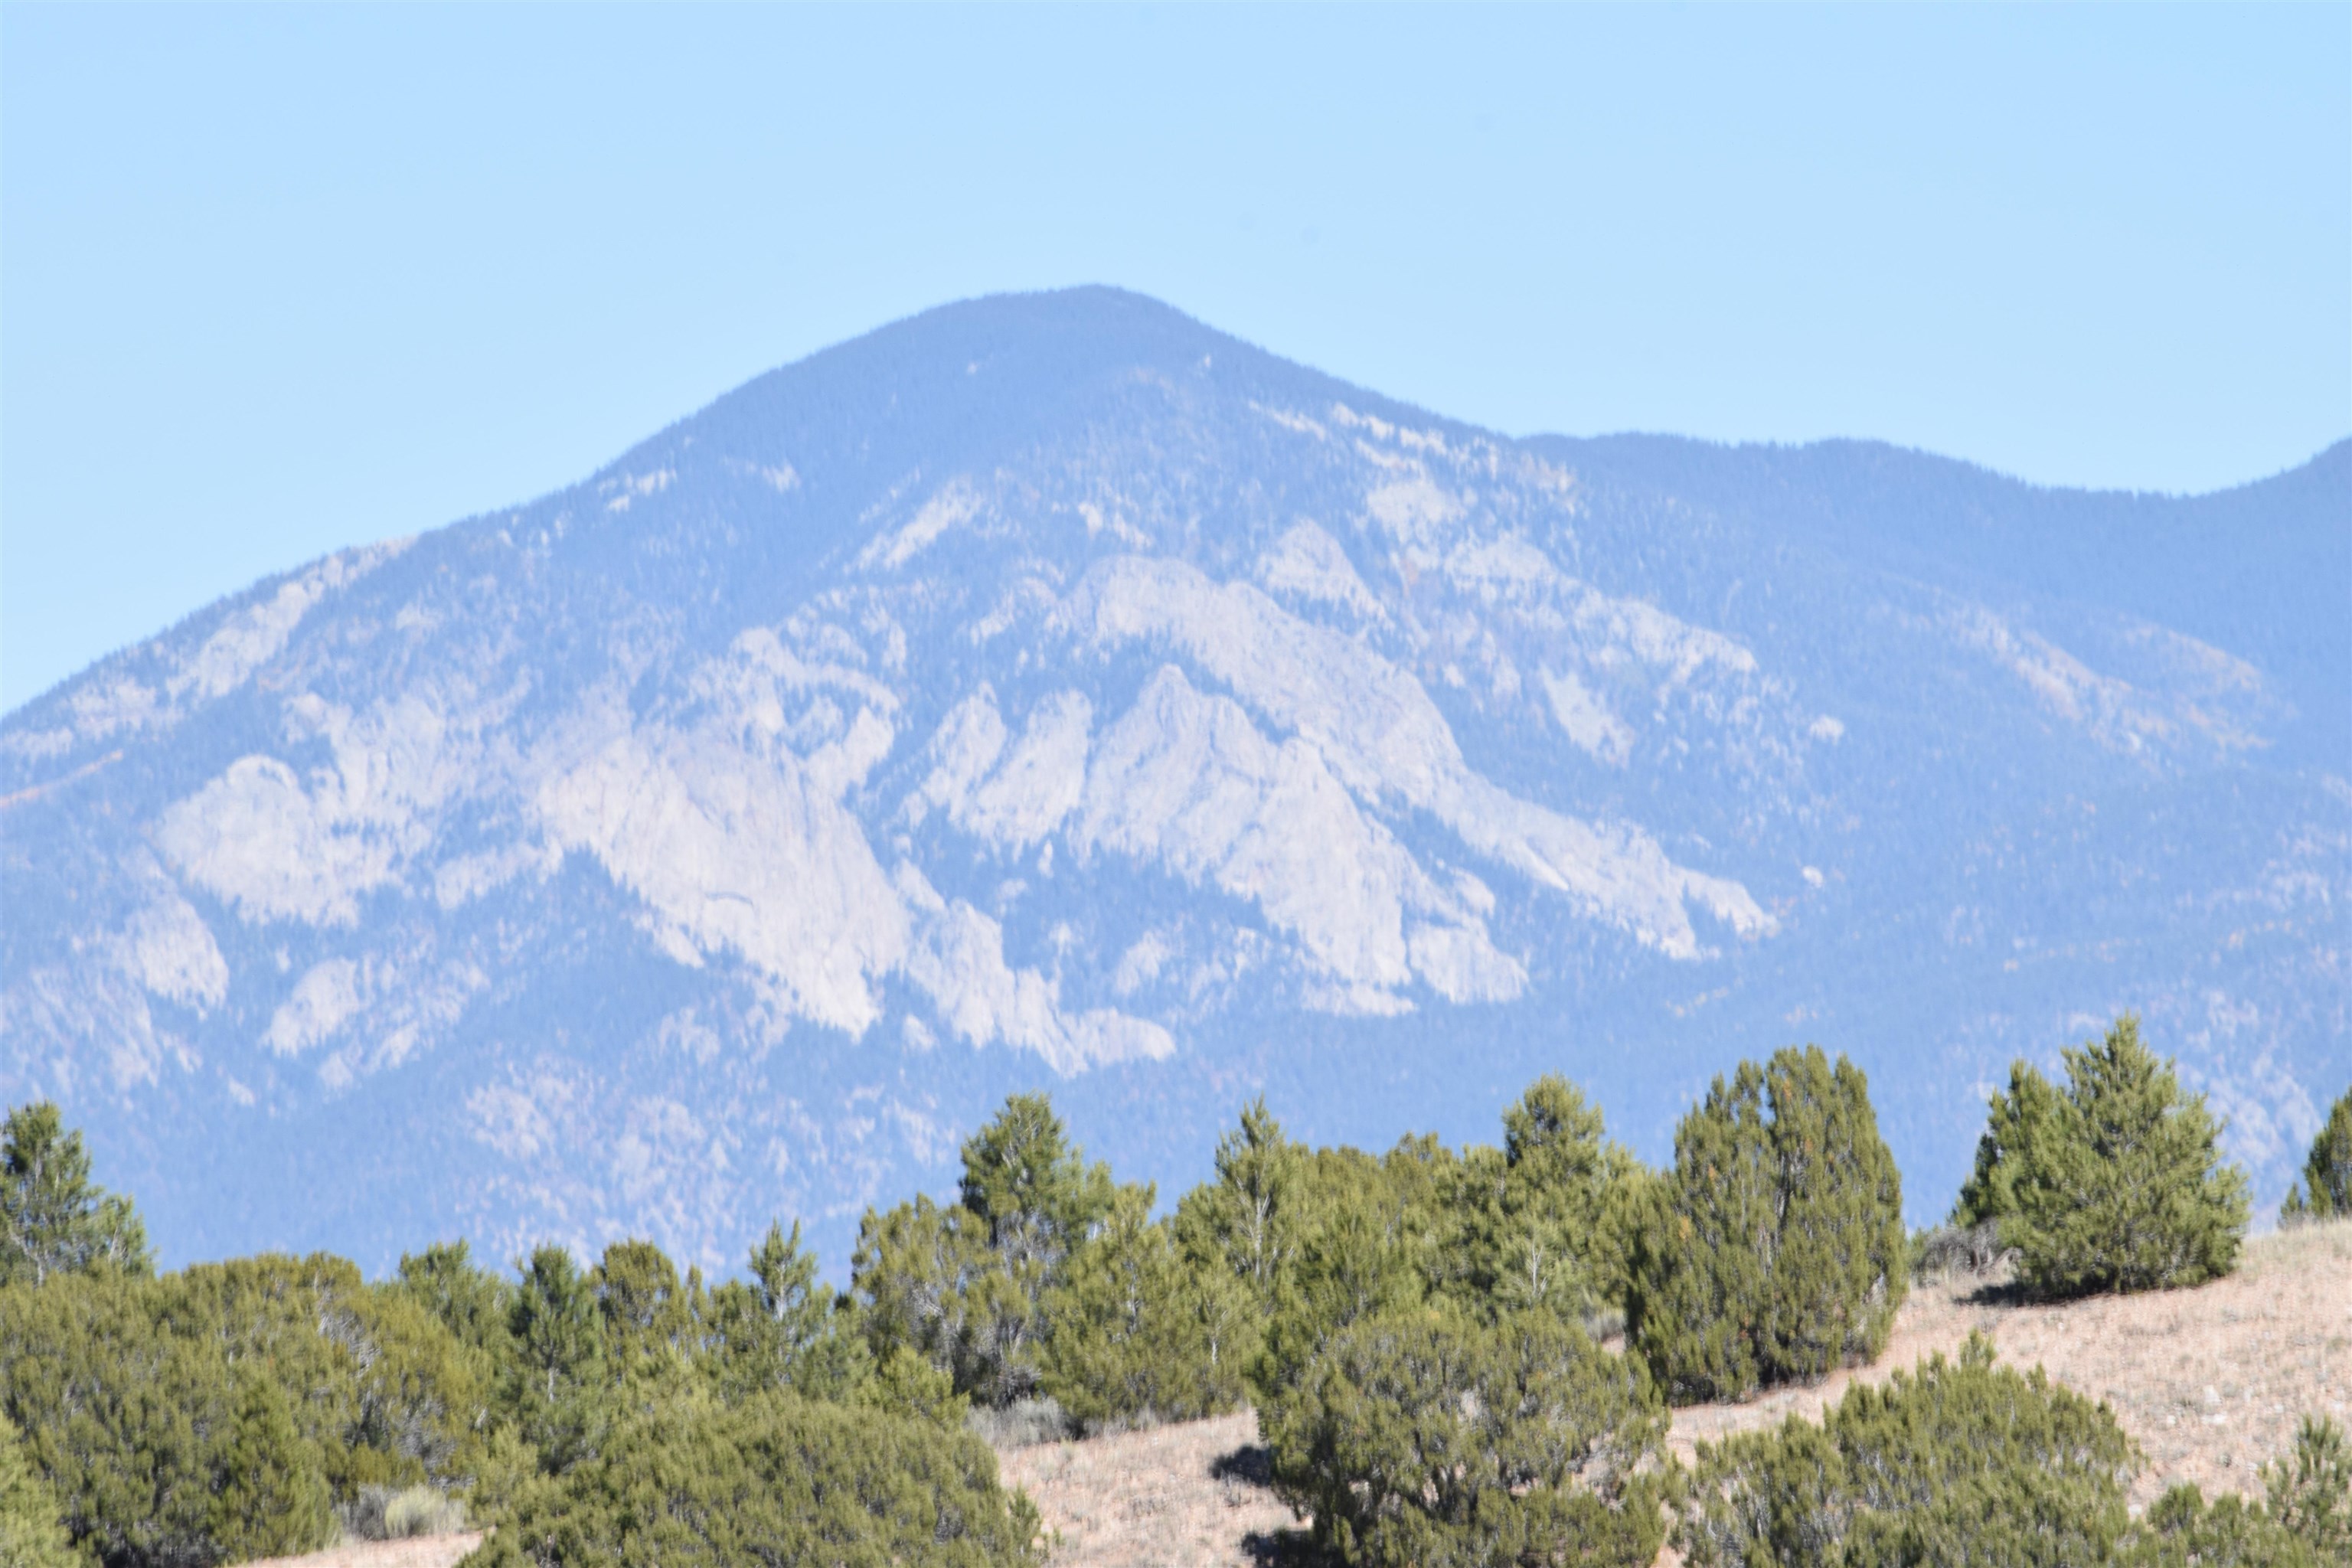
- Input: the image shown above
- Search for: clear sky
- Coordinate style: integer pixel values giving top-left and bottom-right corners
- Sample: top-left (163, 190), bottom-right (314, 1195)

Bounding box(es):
top-left (4, 4), bottom-right (2346, 713)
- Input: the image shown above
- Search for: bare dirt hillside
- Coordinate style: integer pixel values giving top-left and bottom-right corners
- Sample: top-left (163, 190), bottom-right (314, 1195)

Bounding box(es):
top-left (246, 1537), bottom-right (481, 1568)
top-left (1000, 1220), bottom-right (2352, 1566)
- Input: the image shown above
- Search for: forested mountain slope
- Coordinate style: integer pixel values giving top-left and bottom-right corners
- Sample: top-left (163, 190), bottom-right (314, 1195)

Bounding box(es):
top-left (3, 288), bottom-right (2343, 1272)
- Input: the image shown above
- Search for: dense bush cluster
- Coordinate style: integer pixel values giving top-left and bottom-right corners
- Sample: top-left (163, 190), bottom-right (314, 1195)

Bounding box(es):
top-left (1, 1012), bottom-right (2343, 1568)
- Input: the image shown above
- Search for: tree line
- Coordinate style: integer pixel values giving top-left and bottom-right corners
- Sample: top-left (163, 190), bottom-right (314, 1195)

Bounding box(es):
top-left (2, 1014), bottom-right (2347, 1566)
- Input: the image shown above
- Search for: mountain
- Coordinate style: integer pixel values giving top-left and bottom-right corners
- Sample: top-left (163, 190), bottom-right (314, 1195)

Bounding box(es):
top-left (3, 288), bottom-right (2345, 1277)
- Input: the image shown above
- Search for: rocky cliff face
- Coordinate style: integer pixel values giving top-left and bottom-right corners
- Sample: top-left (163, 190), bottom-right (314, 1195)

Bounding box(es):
top-left (4, 289), bottom-right (2344, 1274)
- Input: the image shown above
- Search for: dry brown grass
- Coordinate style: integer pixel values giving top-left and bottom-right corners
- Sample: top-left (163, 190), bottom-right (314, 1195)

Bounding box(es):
top-left (996, 1410), bottom-right (1312, 1567)
top-left (1000, 1220), bottom-right (2352, 1566)
top-left (244, 1536), bottom-right (482, 1568)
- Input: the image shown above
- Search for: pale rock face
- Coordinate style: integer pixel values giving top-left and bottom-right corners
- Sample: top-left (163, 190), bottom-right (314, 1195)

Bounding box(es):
top-left (864, 479), bottom-right (982, 570)
top-left (266, 959), bottom-right (364, 1057)
top-left (901, 893), bottom-right (1174, 1073)
top-left (1079, 665), bottom-right (1521, 1010)
top-left (535, 721), bottom-right (913, 1037)
top-left (1542, 667), bottom-right (1635, 766)
top-left (118, 869), bottom-right (230, 1012)
top-left (1066, 554), bottom-right (1766, 956)
top-left (158, 756), bottom-right (405, 927)
top-left (911, 688), bottom-right (1092, 854)
top-left (1259, 521), bottom-right (1387, 622)
top-left (175, 541), bottom-right (414, 707)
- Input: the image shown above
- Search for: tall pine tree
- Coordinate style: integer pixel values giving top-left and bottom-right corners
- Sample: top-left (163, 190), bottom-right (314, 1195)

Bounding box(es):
top-left (0, 1102), bottom-right (151, 1286)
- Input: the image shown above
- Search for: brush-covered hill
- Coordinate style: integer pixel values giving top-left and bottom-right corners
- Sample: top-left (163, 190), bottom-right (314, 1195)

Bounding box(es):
top-left (3, 288), bottom-right (2345, 1272)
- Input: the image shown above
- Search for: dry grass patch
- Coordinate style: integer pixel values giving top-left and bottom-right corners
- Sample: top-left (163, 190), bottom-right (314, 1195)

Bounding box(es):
top-left (243, 1536), bottom-right (482, 1568)
top-left (997, 1409), bottom-right (1312, 1567)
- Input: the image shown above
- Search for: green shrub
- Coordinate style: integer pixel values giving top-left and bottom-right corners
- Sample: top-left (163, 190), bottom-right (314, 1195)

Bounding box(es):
top-left (2259, 1415), bottom-right (2350, 1560)
top-left (1679, 1334), bottom-right (2136, 1566)
top-left (0, 1414), bottom-right (74, 1568)
top-left (207, 1372), bottom-right (334, 1561)
top-left (0, 1253), bottom-right (483, 1568)
top-left (1626, 1047), bottom-right (1906, 1403)
top-left (2125, 1485), bottom-right (2322, 1567)
top-left (1972, 1015), bottom-right (2250, 1298)
top-left (1260, 1306), bottom-right (1668, 1568)
top-left (2279, 1086), bottom-right (2352, 1224)
top-left (471, 1386), bottom-right (1043, 1568)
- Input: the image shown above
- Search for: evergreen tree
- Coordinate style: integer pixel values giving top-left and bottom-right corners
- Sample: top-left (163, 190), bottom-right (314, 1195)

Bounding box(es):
top-left (591, 1238), bottom-right (704, 1370)
top-left (1996, 1015), bottom-right (2250, 1298)
top-left (1627, 1047), bottom-right (1906, 1403)
top-left (706, 1220), bottom-right (871, 1402)
top-left (505, 1245), bottom-right (608, 1468)
top-left (0, 1414), bottom-right (74, 1568)
top-left (856, 1093), bottom-right (1117, 1408)
top-left (1171, 1098), bottom-right (1297, 1307)
top-left (395, 1239), bottom-right (514, 1364)
top-left (1253, 1145), bottom-right (1441, 1410)
top-left (853, 1194), bottom-right (996, 1396)
top-left (207, 1373), bottom-right (334, 1562)
top-left (2279, 1086), bottom-right (2352, 1224)
top-left (1462, 1075), bottom-right (1639, 1319)
top-left (0, 1102), bottom-right (152, 1286)
top-left (1040, 1185), bottom-right (1253, 1427)
top-left (1951, 1059), bottom-right (2063, 1231)
top-left (956, 1093), bottom-right (1115, 1276)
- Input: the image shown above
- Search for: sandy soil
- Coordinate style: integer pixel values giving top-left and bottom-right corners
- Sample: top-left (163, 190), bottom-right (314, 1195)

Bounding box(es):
top-left (245, 1537), bottom-right (482, 1568)
top-left (1000, 1220), bottom-right (2352, 1566)
top-left (998, 1411), bottom-right (1311, 1568)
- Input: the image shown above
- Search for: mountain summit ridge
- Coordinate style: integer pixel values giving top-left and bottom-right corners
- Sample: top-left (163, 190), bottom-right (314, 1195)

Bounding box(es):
top-left (4, 289), bottom-right (2344, 1276)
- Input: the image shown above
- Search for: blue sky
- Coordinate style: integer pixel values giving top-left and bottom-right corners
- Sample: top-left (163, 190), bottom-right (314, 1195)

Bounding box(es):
top-left (4, 4), bottom-right (2346, 713)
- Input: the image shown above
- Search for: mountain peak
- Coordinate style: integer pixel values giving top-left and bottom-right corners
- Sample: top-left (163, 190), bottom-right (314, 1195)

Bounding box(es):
top-left (4, 295), bottom-right (2339, 1276)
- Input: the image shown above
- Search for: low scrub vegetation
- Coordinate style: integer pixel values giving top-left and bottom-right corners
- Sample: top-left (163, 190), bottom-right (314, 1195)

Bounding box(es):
top-left (0, 1013), bottom-right (2343, 1567)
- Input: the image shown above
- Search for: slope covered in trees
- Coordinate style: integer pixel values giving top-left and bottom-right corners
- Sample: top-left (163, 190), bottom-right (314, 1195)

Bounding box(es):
top-left (1, 1014), bottom-right (2347, 1566)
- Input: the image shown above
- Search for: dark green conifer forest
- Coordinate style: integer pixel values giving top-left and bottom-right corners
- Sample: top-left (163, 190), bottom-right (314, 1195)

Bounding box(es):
top-left (1, 1023), bottom-right (2345, 1566)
